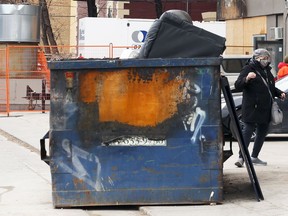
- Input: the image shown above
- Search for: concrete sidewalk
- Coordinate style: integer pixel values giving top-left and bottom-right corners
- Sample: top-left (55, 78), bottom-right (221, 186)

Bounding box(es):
top-left (0, 112), bottom-right (49, 152)
top-left (0, 112), bottom-right (288, 216)
top-left (0, 112), bottom-right (140, 216)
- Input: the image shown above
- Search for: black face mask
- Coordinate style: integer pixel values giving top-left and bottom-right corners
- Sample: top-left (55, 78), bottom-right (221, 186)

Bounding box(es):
top-left (260, 59), bottom-right (270, 68)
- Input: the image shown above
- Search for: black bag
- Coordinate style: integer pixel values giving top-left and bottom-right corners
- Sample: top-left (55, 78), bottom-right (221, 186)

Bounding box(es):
top-left (137, 10), bottom-right (226, 59)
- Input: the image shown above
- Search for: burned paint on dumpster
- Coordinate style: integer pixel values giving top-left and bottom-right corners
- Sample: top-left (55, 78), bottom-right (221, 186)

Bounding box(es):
top-left (48, 58), bottom-right (223, 207)
top-left (79, 69), bottom-right (184, 127)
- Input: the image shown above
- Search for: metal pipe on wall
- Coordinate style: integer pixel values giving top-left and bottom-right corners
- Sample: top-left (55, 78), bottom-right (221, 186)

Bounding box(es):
top-left (284, 0), bottom-right (288, 57)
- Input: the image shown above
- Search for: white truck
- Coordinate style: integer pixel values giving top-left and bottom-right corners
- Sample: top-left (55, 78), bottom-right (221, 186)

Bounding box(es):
top-left (78, 17), bottom-right (155, 58)
top-left (78, 17), bottom-right (226, 59)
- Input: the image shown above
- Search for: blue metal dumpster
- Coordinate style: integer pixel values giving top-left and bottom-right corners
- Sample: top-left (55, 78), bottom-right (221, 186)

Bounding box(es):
top-left (48, 58), bottom-right (223, 207)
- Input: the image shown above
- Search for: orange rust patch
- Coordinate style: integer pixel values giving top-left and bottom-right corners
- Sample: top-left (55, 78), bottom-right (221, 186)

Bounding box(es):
top-left (79, 69), bottom-right (184, 127)
top-left (79, 72), bottom-right (97, 103)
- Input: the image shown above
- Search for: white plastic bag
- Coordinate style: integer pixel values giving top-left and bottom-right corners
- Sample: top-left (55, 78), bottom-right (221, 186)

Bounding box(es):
top-left (271, 100), bottom-right (283, 125)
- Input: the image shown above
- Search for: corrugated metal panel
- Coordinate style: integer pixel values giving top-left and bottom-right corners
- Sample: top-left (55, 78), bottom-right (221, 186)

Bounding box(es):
top-left (0, 4), bottom-right (40, 42)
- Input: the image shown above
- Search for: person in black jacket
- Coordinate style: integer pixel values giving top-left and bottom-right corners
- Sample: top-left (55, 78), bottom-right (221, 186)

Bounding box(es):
top-left (234, 48), bottom-right (286, 167)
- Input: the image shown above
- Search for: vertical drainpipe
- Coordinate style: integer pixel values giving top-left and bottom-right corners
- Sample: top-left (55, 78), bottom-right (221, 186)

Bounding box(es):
top-left (284, 0), bottom-right (288, 57)
top-left (5, 45), bottom-right (10, 116)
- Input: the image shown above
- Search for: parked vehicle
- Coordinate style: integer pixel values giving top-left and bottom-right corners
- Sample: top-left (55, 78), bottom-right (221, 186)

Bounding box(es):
top-left (220, 55), bottom-right (251, 87)
top-left (222, 75), bottom-right (288, 140)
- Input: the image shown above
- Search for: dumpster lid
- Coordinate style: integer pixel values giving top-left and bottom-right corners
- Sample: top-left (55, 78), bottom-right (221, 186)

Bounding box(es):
top-left (48, 57), bottom-right (222, 70)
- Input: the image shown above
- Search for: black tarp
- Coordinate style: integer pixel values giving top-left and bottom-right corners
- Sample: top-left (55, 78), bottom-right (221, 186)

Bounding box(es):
top-left (138, 10), bottom-right (226, 58)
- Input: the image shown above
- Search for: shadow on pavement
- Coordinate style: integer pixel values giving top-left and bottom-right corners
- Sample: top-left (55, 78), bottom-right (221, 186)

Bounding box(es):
top-left (223, 172), bottom-right (256, 202)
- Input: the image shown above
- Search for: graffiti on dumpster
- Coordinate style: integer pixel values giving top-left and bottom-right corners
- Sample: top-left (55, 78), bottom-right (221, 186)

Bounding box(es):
top-left (180, 81), bottom-right (206, 144)
top-left (59, 139), bottom-right (104, 191)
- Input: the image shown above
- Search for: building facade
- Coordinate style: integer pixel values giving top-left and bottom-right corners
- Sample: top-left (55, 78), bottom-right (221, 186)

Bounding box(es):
top-left (218, 0), bottom-right (286, 75)
top-left (218, 0), bottom-right (285, 55)
top-left (123, 0), bottom-right (217, 21)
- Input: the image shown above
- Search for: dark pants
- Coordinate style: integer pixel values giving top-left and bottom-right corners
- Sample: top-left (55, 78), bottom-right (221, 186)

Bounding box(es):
top-left (239, 122), bottom-right (270, 158)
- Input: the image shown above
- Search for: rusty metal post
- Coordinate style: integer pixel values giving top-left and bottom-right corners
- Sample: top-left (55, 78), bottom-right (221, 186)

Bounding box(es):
top-left (5, 45), bottom-right (10, 116)
top-left (109, 43), bottom-right (113, 58)
top-left (42, 79), bottom-right (46, 113)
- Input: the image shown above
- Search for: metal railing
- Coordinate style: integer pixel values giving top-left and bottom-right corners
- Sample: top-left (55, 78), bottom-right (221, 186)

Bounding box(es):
top-left (0, 44), bottom-right (136, 116)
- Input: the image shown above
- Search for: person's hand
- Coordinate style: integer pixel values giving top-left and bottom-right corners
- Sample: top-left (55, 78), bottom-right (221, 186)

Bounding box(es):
top-left (245, 72), bottom-right (256, 82)
top-left (280, 92), bottom-right (286, 100)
